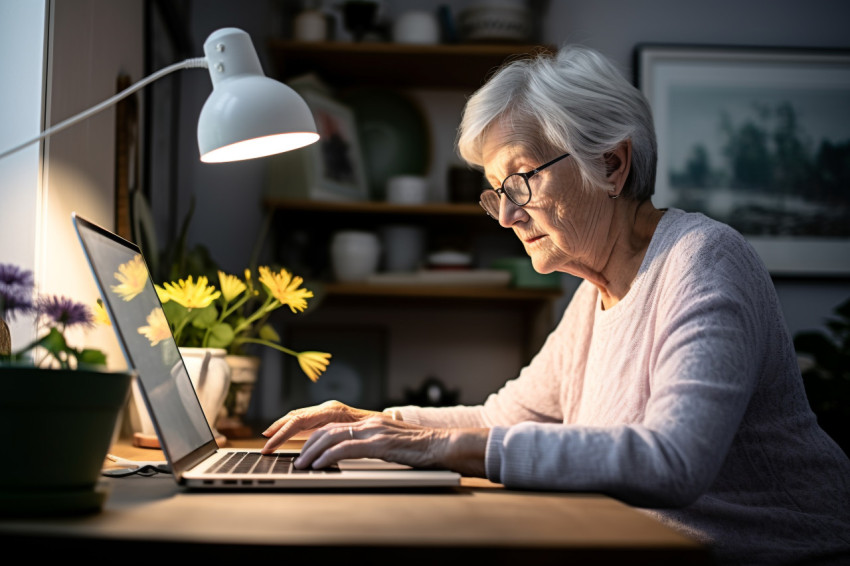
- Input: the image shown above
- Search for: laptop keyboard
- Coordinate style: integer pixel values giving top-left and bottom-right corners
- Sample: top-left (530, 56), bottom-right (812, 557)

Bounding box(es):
top-left (209, 451), bottom-right (341, 474)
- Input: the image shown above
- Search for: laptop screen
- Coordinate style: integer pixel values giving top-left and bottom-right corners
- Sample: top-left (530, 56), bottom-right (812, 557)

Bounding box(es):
top-left (73, 214), bottom-right (214, 465)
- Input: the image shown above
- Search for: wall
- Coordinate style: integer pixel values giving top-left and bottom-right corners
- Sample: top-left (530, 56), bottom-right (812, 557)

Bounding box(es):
top-left (0, 0), bottom-right (46, 347)
top-left (164, 0), bottom-right (850, 419)
top-left (543, 0), bottom-right (850, 337)
top-left (0, 0), bottom-right (144, 368)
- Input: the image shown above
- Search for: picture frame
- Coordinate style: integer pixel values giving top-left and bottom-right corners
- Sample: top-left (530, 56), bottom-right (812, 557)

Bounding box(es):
top-left (266, 88), bottom-right (370, 202)
top-left (281, 324), bottom-right (387, 414)
top-left (635, 44), bottom-right (850, 276)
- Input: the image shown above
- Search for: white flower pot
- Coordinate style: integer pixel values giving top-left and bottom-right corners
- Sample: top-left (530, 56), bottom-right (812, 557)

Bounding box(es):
top-left (126, 347), bottom-right (232, 448)
top-left (180, 347), bottom-right (231, 445)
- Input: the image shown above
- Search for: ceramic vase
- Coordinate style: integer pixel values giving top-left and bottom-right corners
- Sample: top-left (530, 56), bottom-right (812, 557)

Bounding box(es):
top-left (179, 347), bottom-right (231, 445)
top-left (0, 367), bottom-right (133, 516)
top-left (217, 354), bottom-right (261, 438)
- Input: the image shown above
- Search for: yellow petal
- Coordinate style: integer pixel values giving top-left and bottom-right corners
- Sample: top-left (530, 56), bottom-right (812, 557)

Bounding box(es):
top-left (218, 270), bottom-right (246, 303)
top-left (111, 254), bottom-right (147, 301)
top-left (93, 299), bottom-right (111, 326)
top-left (259, 266), bottom-right (314, 313)
top-left (137, 307), bottom-right (171, 347)
top-left (161, 276), bottom-right (220, 309)
top-left (297, 351), bottom-right (331, 382)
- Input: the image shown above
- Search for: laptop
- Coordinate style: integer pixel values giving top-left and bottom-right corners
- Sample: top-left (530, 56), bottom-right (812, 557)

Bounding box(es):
top-left (72, 213), bottom-right (461, 489)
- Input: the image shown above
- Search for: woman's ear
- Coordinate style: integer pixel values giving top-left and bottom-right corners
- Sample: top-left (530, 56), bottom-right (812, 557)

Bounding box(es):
top-left (604, 139), bottom-right (632, 197)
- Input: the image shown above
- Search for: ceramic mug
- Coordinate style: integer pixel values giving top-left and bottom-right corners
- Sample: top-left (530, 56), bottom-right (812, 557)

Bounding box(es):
top-left (294, 9), bottom-right (328, 41)
top-left (331, 231), bottom-right (381, 281)
top-left (386, 175), bottom-right (428, 204)
top-left (381, 225), bottom-right (425, 272)
top-left (392, 10), bottom-right (440, 44)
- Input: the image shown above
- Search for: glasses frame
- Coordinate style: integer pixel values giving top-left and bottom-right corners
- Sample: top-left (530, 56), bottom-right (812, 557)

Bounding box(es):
top-left (479, 152), bottom-right (572, 219)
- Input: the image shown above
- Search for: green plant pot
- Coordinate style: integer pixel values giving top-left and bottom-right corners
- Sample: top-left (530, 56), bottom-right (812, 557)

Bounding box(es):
top-left (0, 366), bottom-right (133, 516)
top-left (490, 257), bottom-right (561, 288)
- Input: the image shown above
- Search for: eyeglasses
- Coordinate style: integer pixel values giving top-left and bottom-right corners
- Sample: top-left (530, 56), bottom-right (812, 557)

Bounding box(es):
top-left (479, 152), bottom-right (572, 220)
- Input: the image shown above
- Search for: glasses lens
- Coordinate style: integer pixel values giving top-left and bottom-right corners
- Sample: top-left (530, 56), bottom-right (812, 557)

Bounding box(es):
top-left (479, 190), bottom-right (501, 218)
top-left (503, 174), bottom-right (531, 205)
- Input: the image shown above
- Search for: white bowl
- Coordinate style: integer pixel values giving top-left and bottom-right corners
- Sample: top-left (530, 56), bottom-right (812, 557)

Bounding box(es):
top-left (458, 2), bottom-right (532, 42)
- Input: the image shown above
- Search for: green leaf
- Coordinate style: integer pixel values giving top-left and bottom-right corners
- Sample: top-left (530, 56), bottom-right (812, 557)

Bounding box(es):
top-left (77, 348), bottom-right (108, 368)
top-left (258, 324), bottom-right (280, 343)
top-left (206, 322), bottom-right (235, 349)
top-left (191, 304), bottom-right (218, 329)
top-left (38, 327), bottom-right (68, 354)
top-left (162, 301), bottom-right (189, 327)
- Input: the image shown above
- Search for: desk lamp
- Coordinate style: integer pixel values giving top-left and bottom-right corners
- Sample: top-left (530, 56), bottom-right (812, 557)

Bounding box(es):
top-left (0, 27), bottom-right (320, 162)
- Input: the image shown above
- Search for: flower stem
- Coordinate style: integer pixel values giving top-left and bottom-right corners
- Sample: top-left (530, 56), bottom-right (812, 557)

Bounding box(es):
top-left (234, 337), bottom-right (298, 358)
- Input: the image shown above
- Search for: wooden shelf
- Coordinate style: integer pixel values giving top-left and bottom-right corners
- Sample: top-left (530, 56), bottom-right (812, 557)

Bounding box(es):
top-left (321, 282), bottom-right (562, 301)
top-left (264, 197), bottom-right (483, 217)
top-left (267, 40), bottom-right (554, 90)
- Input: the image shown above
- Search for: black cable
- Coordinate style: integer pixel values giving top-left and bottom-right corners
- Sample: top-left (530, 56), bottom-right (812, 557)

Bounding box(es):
top-left (101, 464), bottom-right (172, 478)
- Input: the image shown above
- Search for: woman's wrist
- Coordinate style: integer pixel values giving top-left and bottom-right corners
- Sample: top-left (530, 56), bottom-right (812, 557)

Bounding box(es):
top-left (383, 408), bottom-right (402, 422)
top-left (443, 428), bottom-right (489, 478)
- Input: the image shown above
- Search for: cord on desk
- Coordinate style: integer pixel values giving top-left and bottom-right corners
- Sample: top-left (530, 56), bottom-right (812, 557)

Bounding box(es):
top-left (101, 464), bottom-right (172, 478)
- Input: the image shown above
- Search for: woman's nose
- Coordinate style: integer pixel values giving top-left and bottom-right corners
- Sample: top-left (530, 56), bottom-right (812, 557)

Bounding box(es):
top-left (498, 195), bottom-right (526, 228)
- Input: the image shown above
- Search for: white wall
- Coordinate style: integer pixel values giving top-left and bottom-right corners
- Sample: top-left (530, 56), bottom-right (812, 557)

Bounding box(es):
top-left (0, 0), bottom-right (144, 368)
top-left (41, 0), bottom-right (144, 369)
top-left (161, 0), bottom-right (850, 418)
top-left (0, 0), bottom-right (47, 347)
top-left (542, 0), bottom-right (850, 336)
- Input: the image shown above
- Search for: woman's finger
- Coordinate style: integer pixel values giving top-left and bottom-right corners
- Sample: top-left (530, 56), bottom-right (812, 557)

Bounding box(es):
top-left (296, 423), bottom-right (360, 468)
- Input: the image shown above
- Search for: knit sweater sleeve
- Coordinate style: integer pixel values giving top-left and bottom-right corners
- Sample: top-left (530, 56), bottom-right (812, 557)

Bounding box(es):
top-left (388, 281), bottom-right (596, 429)
top-left (485, 213), bottom-right (774, 507)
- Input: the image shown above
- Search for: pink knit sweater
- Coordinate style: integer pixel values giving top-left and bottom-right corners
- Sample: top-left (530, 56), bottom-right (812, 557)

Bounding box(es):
top-left (396, 208), bottom-right (850, 565)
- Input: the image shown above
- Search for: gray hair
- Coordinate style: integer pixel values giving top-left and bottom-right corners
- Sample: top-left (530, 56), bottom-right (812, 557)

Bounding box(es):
top-left (457, 45), bottom-right (657, 201)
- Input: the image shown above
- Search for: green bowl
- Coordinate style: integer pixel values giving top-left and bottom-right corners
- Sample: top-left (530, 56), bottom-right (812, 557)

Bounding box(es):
top-left (490, 257), bottom-right (562, 289)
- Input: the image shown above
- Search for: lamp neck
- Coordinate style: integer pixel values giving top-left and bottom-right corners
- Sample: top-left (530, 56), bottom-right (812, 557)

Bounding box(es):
top-left (203, 28), bottom-right (264, 87)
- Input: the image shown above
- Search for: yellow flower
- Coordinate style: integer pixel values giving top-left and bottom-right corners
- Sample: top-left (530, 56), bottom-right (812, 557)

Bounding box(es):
top-left (137, 307), bottom-right (171, 346)
top-left (93, 299), bottom-right (111, 326)
top-left (297, 351), bottom-right (331, 382)
top-left (154, 284), bottom-right (170, 303)
top-left (158, 276), bottom-right (221, 309)
top-left (111, 254), bottom-right (147, 301)
top-left (218, 270), bottom-right (247, 302)
top-left (258, 266), bottom-right (313, 313)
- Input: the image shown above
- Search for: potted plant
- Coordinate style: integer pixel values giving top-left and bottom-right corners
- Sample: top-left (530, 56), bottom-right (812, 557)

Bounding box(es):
top-left (151, 265), bottom-right (331, 438)
top-left (0, 263), bottom-right (133, 516)
top-left (794, 296), bottom-right (850, 456)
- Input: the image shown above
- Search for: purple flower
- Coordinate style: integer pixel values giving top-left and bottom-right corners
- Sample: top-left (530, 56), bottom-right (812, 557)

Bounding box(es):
top-left (37, 295), bottom-right (94, 329)
top-left (0, 263), bottom-right (34, 288)
top-left (0, 288), bottom-right (35, 321)
top-left (0, 264), bottom-right (35, 321)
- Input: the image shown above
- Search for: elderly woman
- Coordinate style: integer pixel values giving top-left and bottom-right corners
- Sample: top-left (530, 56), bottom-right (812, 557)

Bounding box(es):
top-left (262, 46), bottom-right (850, 564)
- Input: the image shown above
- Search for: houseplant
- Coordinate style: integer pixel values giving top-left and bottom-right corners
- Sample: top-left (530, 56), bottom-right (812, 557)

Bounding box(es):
top-left (793, 296), bottom-right (850, 456)
top-left (0, 262), bottom-right (133, 516)
top-left (152, 265), bottom-right (331, 436)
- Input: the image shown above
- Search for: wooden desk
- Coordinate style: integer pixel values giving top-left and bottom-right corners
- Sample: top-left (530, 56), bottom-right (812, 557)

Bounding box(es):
top-left (0, 439), bottom-right (711, 564)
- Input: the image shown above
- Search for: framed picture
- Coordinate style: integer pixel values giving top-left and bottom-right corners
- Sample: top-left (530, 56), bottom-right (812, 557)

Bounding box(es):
top-left (281, 325), bottom-right (386, 414)
top-left (635, 45), bottom-right (850, 276)
top-left (266, 88), bottom-right (370, 202)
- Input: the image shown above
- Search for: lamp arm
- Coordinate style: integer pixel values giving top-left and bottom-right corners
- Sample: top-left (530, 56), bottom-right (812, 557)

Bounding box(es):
top-left (0, 57), bottom-right (208, 161)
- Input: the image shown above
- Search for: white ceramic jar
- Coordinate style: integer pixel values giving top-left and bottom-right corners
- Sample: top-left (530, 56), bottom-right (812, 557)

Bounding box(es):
top-left (294, 8), bottom-right (328, 41)
top-left (392, 10), bottom-right (440, 44)
top-left (330, 231), bottom-right (381, 282)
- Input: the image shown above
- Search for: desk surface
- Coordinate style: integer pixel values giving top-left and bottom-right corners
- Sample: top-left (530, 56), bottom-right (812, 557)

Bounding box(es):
top-left (0, 438), bottom-right (711, 564)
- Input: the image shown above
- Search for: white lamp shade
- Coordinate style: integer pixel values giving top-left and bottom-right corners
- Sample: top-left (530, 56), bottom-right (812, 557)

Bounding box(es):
top-left (197, 28), bottom-right (319, 163)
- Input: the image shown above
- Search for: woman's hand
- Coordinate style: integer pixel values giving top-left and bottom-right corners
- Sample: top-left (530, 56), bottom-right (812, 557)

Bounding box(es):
top-left (261, 400), bottom-right (379, 453)
top-left (294, 416), bottom-right (489, 477)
